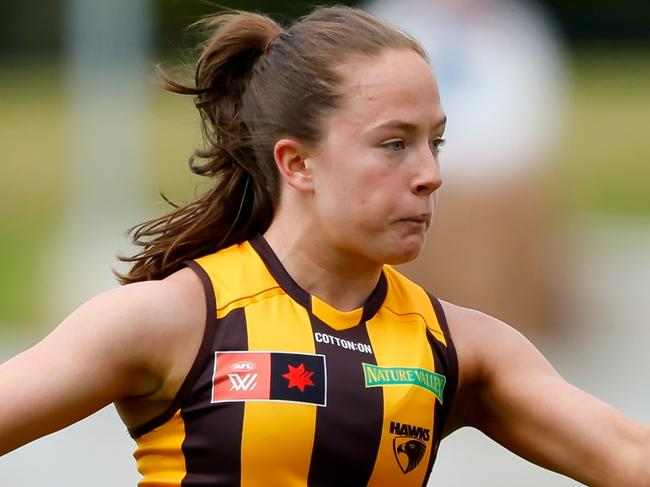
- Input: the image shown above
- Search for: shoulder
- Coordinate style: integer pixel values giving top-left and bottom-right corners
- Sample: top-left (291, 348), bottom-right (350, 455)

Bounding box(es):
top-left (81, 267), bottom-right (205, 348)
top-left (132, 266), bottom-right (206, 334)
top-left (436, 302), bottom-right (491, 419)
top-left (439, 300), bottom-right (557, 433)
top-left (439, 300), bottom-right (500, 357)
top-left (439, 300), bottom-right (544, 388)
top-left (118, 267), bottom-right (207, 380)
top-left (0, 267), bottom-right (208, 453)
top-left (440, 300), bottom-right (546, 374)
top-left (54, 266), bottom-right (207, 398)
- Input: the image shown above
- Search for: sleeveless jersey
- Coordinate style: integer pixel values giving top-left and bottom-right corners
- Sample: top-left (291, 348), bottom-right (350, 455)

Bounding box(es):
top-left (130, 235), bottom-right (458, 486)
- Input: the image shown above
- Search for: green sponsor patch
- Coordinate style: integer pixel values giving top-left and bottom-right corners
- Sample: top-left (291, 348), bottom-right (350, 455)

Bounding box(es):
top-left (362, 363), bottom-right (446, 404)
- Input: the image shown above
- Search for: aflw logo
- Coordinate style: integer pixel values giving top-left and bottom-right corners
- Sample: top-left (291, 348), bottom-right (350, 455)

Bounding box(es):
top-left (212, 351), bottom-right (326, 406)
top-left (228, 373), bottom-right (258, 391)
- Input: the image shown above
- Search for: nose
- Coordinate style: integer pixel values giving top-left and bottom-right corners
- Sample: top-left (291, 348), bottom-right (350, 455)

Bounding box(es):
top-left (411, 146), bottom-right (443, 196)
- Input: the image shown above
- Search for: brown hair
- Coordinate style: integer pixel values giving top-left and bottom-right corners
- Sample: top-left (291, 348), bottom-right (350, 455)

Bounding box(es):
top-left (117, 5), bottom-right (427, 284)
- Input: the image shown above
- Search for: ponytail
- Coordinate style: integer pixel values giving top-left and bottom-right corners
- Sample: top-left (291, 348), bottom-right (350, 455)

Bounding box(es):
top-left (116, 12), bottom-right (283, 284)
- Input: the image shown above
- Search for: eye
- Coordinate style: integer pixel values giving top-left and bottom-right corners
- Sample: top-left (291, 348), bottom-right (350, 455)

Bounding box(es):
top-left (382, 139), bottom-right (406, 152)
top-left (429, 138), bottom-right (446, 153)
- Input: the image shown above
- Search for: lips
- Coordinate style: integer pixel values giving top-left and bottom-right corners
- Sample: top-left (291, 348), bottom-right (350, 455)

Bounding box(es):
top-left (405, 215), bottom-right (428, 223)
top-left (398, 214), bottom-right (431, 227)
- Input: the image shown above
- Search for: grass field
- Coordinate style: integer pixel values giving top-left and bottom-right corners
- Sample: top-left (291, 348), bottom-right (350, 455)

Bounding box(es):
top-left (0, 46), bottom-right (649, 327)
top-left (559, 48), bottom-right (650, 215)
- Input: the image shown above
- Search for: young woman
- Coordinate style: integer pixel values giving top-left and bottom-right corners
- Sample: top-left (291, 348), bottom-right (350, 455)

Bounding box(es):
top-left (1, 6), bottom-right (648, 486)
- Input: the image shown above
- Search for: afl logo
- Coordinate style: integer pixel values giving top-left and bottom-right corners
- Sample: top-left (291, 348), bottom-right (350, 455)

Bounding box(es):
top-left (231, 361), bottom-right (255, 371)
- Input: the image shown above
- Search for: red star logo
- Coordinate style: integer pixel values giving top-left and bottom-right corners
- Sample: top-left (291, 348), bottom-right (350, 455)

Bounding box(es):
top-left (282, 363), bottom-right (315, 392)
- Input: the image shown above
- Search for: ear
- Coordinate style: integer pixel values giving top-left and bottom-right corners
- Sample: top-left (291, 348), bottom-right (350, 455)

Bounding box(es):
top-left (273, 138), bottom-right (314, 192)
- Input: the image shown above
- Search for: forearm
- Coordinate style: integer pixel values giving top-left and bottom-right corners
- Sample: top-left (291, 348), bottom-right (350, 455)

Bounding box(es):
top-left (609, 424), bottom-right (650, 487)
top-left (475, 381), bottom-right (611, 486)
top-left (442, 303), bottom-right (650, 486)
top-left (0, 349), bottom-right (102, 457)
top-left (475, 370), bottom-right (650, 487)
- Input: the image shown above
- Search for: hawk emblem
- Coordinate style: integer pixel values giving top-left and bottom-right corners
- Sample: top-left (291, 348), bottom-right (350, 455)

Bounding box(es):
top-left (393, 437), bottom-right (427, 474)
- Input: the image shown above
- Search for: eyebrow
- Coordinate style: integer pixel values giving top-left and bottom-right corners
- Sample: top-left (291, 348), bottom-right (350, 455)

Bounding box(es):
top-left (370, 115), bottom-right (447, 133)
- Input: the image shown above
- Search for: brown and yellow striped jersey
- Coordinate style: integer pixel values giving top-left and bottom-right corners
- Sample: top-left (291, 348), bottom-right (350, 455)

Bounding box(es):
top-left (130, 235), bottom-right (458, 486)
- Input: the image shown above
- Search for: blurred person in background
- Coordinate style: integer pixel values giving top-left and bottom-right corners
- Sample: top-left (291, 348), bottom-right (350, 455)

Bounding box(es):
top-left (367, 0), bottom-right (567, 335)
top-left (1, 5), bottom-right (649, 487)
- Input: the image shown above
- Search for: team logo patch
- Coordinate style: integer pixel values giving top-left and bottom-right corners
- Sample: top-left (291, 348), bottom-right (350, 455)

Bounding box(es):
top-left (362, 363), bottom-right (446, 404)
top-left (390, 421), bottom-right (429, 474)
top-left (212, 351), bottom-right (327, 406)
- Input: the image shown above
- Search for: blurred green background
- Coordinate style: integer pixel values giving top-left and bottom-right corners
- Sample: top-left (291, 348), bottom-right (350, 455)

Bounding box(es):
top-left (0, 0), bottom-right (649, 328)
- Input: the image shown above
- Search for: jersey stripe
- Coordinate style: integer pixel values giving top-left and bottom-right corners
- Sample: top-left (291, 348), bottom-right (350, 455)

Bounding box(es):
top-left (307, 316), bottom-right (384, 486)
top-left (365, 311), bottom-right (437, 487)
top-left (181, 308), bottom-right (248, 486)
top-left (422, 331), bottom-right (446, 485)
top-left (135, 411), bottom-right (188, 486)
top-left (240, 294), bottom-right (318, 486)
top-left (130, 261), bottom-right (219, 440)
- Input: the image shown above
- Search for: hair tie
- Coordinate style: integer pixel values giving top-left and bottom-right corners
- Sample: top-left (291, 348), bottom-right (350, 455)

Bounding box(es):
top-left (264, 31), bottom-right (285, 54)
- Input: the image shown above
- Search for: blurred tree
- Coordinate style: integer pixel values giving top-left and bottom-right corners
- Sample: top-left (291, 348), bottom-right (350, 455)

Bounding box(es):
top-left (1, 0), bottom-right (648, 61)
top-left (0, 0), bottom-right (64, 60)
top-left (152, 0), bottom-right (357, 57)
top-left (542, 0), bottom-right (650, 42)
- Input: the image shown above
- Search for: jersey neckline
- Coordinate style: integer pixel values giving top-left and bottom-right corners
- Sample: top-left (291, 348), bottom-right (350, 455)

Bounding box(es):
top-left (249, 234), bottom-right (387, 330)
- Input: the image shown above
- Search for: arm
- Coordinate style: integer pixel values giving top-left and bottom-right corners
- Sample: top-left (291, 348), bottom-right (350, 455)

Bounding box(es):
top-left (0, 268), bottom-right (204, 456)
top-left (443, 302), bottom-right (650, 487)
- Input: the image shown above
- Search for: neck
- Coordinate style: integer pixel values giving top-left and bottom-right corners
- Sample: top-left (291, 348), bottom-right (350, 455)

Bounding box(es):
top-left (263, 219), bottom-right (382, 312)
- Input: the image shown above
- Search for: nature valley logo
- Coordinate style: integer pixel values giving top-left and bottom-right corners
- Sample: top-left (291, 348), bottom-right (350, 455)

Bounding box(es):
top-left (362, 363), bottom-right (446, 404)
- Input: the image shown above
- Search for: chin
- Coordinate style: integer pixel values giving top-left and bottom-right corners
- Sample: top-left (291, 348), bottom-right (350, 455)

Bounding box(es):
top-left (381, 240), bottom-right (424, 265)
top-left (383, 252), bottom-right (420, 266)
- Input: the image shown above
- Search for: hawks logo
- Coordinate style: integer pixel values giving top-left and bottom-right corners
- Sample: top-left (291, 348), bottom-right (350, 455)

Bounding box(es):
top-left (390, 421), bottom-right (429, 474)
